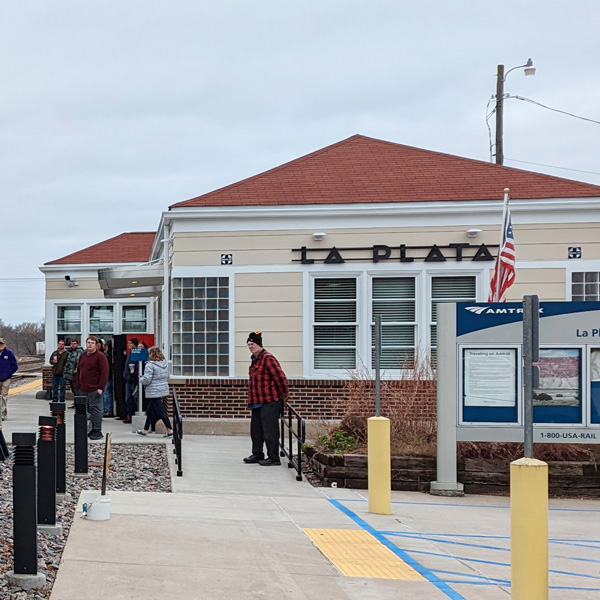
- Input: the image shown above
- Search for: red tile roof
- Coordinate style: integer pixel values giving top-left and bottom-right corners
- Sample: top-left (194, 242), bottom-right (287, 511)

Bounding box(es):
top-left (171, 135), bottom-right (600, 208)
top-left (45, 232), bottom-right (155, 265)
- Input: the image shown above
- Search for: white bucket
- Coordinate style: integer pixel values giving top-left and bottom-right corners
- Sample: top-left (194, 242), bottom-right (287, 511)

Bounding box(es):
top-left (83, 491), bottom-right (112, 521)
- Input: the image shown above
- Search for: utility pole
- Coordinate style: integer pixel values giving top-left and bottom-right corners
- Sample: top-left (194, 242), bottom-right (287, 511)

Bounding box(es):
top-left (495, 64), bottom-right (505, 165)
top-left (494, 59), bottom-right (535, 166)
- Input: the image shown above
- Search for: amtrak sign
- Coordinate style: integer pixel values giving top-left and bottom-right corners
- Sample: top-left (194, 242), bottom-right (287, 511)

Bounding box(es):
top-left (431, 301), bottom-right (600, 495)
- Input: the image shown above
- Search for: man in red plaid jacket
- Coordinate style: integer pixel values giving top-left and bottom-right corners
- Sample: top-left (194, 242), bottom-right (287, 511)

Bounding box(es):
top-left (243, 331), bottom-right (289, 466)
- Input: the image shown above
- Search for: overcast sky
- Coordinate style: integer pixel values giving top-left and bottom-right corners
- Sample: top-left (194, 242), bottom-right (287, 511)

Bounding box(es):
top-left (2, 1), bottom-right (599, 325)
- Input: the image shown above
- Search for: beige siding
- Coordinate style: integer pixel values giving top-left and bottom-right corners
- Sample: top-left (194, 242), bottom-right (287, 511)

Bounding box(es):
top-left (234, 272), bottom-right (303, 377)
top-left (46, 278), bottom-right (104, 300)
top-left (172, 223), bottom-right (600, 267)
top-left (503, 268), bottom-right (566, 302)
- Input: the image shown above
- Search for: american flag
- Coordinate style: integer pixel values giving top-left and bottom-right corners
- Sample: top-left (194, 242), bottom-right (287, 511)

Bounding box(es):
top-left (488, 193), bottom-right (516, 302)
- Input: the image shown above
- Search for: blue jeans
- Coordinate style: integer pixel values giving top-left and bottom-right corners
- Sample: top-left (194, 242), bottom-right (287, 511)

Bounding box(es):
top-left (52, 375), bottom-right (66, 402)
top-left (144, 397), bottom-right (172, 431)
top-left (103, 379), bottom-right (113, 414)
top-left (125, 381), bottom-right (137, 418)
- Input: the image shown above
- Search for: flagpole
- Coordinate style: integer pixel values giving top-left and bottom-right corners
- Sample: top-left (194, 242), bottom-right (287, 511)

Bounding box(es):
top-left (494, 188), bottom-right (510, 301)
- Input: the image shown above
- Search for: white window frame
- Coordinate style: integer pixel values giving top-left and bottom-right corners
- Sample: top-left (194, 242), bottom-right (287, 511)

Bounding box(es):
top-left (171, 276), bottom-right (231, 378)
top-left (56, 304), bottom-right (82, 343)
top-left (312, 276), bottom-right (360, 372)
top-left (369, 274), bottom-right (419, 371)
top-left (89, 305), bottom-right (115, 335)
top-left (427, 272), bottom-right (479, 362)
top-left (121, 305), bottom-right (148, 333)
top-left (306, 267), bottom-right (485, 378)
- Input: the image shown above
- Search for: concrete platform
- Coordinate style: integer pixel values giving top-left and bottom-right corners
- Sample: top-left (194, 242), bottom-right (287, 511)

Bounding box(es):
top-left (5, 384), bottom-right (600, 599)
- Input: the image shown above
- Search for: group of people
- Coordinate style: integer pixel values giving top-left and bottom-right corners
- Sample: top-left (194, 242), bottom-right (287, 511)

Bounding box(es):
top-left (47, 328), bottom-right (289, 458)
top-left (50, 336), bottom-right (173, 441)
top-left (48, 335), bottom-right (110, 440)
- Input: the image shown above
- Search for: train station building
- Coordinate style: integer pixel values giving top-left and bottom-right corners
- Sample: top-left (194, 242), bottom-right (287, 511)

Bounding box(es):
top-left (39, 135), bottom-right (600, 423)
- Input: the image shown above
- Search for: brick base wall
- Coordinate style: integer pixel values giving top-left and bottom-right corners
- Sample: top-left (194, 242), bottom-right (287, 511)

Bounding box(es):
top-left (172, 378), bottom-right (437, 422)
top-left (43, 364), bottom-right (437, 423)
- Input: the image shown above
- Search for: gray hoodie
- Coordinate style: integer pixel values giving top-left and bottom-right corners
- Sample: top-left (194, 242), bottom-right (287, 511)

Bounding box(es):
top-left (139, 359), bottom-right (169, 398)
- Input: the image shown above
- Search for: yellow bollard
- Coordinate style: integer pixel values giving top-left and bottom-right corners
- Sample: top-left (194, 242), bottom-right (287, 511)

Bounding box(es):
top-left (510, 457), bottom-right (548, 600)
top-left (367, 416), bottom-right (391, 514)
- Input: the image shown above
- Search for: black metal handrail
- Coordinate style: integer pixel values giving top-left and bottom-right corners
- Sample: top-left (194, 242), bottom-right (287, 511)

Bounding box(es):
top-left (279, 402), bottom-right (305, 481)
top-left (172, 389), bottom-right (183, 477)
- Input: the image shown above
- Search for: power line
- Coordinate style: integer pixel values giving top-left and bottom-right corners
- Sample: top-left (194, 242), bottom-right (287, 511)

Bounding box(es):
top-left (505, 157), bottom-right (600, 177)
top-left (508, 95), bottom-right (600, 127)
top-left (0, 278), bottom-right (44, 282)
top-left (485, 97), bottom-right (496, 162)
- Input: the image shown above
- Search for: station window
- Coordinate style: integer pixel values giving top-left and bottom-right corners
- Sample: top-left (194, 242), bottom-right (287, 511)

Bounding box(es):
top-left (430, 276), bottom-right (477, 363)
top-left (122, 306), bottom-right (147, 333)
top-left (89, 305), bottom-right (114, 334)
top-left (572, 272), bottom-right (600, 301)
top-left (171, 277), bottom-right (229, 376)
top-left (371, 277), bottom-right (416, 368)
top-left (313, 278), bottom-right (357, 370)
top-left (57, 306), bottom-right (81, 344)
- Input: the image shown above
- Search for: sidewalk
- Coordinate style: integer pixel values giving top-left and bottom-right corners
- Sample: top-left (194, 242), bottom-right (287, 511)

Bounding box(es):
top-left (6, 384), bottom-right (600, 599)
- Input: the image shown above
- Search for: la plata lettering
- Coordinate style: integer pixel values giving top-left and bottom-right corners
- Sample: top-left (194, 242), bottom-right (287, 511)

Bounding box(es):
top-left (577, 329), bottom-right (600, 337)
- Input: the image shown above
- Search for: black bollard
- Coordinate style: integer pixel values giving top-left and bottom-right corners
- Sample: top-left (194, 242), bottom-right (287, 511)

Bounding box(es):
top-left (74, 395), bottom-right (88, 474)
top-left (37, 416), bottom-right (57, 526)
top-left (50, 402), bottom-right (66, 493)
top-left (12, 432), bottom-right (38, 574)
top-left (0, 429), bottom-right (8, 460)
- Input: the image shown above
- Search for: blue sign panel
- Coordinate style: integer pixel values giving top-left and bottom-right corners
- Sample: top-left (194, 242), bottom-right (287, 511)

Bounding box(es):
top-left (457, 301), bottom-right (600, 427)
top-left (129, 347), bottom-right (148, 362)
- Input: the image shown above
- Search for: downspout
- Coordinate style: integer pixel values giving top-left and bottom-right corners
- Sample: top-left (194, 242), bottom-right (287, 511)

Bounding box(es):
top-left (161, 226), bottom-right (172, 363)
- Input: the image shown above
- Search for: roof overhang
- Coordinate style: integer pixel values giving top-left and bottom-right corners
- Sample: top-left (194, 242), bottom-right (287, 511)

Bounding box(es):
top-left (103, 285), bottom-right (162, 298)
top-left (98, 263), bottom-right (163, 298)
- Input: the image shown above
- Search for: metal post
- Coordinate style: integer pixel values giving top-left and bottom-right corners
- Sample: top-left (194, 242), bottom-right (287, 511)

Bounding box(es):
top-left (37, 416), bottom-right (57, 526)
top-left (137, 360), bottom-right (144, 415)
top-left (50, 402), bottom-right (66, 494)
top-left (495, 64), bottom-right (505, 165)
top-left (12, 432), bottom-right (37, 574)
top-left (374, 313), bottom-right (382, 416)
top-left (0, 429), bottom-right (9, 460)
top-left (74, 395), bottom-right (88, 474)
top-left (296, 414), bottom-right (304, 482)
top-left (522, 295), bottom-right (539, 458)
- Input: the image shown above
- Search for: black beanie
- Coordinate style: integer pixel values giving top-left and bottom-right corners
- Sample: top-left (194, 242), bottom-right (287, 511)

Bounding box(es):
top-left (247, 331), bottom-right (263, 347)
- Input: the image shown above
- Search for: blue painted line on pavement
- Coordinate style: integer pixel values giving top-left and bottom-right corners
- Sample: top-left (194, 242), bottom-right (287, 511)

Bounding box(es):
top-left (381, 531), bottom-right (510, 540)
top-left (383, 531), bottom-right (600, 546)
top-left (409, 548), bottom-right (600, 581)
top-left (329, 499), bottom-right (468, 600)
top-left (430, 569), bottom-right (509, 585)
top-left (337, 498), bottom-right (600, 512)
top-left (384, 531), bottom-right (509, 553)
top-left (384, 531), bottom-right (600, 565)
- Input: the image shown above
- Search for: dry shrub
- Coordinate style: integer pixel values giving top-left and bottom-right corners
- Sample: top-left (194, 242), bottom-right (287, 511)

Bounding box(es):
top-left (321, 356), bottom-right (438, 456)
top-left (458, 441), bottom-right (596, 463)
top-left (314, 355), bottom-right (597, 464)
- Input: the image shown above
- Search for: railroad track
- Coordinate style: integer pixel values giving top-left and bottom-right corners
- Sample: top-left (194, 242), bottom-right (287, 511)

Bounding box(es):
top-left (14, 356), bottom-right (45, 381)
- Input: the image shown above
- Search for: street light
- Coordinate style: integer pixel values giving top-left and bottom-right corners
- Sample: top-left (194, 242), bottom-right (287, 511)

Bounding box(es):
top-left (495, 58), bottom-right (536, 165)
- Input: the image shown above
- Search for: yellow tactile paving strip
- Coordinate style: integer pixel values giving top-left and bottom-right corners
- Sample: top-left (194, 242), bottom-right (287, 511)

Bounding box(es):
top-left (303, 528), bottom-right (425, 580)
top-left (9, 379), bottom-right (42, 395)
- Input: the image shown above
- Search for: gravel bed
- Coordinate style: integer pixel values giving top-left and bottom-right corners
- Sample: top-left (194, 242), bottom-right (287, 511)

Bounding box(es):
top-left (0, 443), bottom-right (171, 599)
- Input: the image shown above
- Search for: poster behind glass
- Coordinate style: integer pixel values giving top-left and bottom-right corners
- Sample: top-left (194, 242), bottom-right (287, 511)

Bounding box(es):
top-left (533, 348), bottom-right (582, 424)
top-left (591, 348), bottom-right (600, 424)
top-left (462, 348), bottom-right (518, 423)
